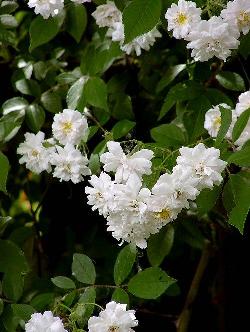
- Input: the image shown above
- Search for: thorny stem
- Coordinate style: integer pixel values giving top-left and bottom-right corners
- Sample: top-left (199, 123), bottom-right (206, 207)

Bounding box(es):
top-left (176, 240), bottom-right (214, 332)
top-left (86, 112), bottom-right (107, 135)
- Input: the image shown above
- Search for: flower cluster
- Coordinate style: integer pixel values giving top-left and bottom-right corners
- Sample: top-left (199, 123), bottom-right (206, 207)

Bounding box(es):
top-left (92, 1), bottom-right (161, 56)
top-left (17, 109), bottom-right (91, 183)
top-left (204, 90), bottom-right (250, 148)
top-left (166, 0), bottom-right (250, 62)
top-left (85, 141), bottom-right (226, 248)
top-left (25, 302), bottom-right (138, 332)
top-left (28, 0), bottom-right (91, 19)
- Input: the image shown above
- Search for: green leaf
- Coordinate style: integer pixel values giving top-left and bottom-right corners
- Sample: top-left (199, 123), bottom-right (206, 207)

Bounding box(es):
top-left (1, 304), bottom-right (20, 332)
top-left (232, 108), bottom-right (250, 142)
top-left (215, 106), bottom-right (232, 147)
top-left (30, 293), bottom-right (55, 311)
top-left (159, 81), bottom-right (203, 120)
top-left (216, 71), bottom-right (245, 91)
top-left (0, 1), bottom-right (19, 15)
top-left (0, 239), bottom-right (29, 273)
top-left (0, 14), bottom-right (18, 28)
top-left (112, 288), bottom-right (129, 305)
top-left (66, 77), bottom-right (88, 110)
top-left (128, 267), bottom-right (176, 299)
top-left (114, 244), bottom-right (137, 286)
top-left (226, 174), bottom-right (250, 233)
top-left (41, 91), bottom-right (62, 113)
top-left (112, 119), bottom-right (136, 139)
top-left (147, 225), bottom-right (174, 267)
top-left (72, 253), bottom-right (96, 284)
top-left (51, 276), bottom-right (76, 289)
top-left (66, 3), bottom-right (87, 43)
top-left (123, 0), bottom-right (162, 43)
top-left (227, 145), bottom-right (250, 167)
top-left (82, 43), bottom-right (123, 76)
top-left (112, 93), bottom-right (134, 120)
top-left (15, 79), bottom-right (41, 97)
top-left (78, 287), bottom-right (96, 324)
top-left (25, 104), bottom-right (45, 133)
top-left (0, 216), bottom-right (11, 236)
top-left (196, 186), bottom-right (222, 215)
top-left (11, 304), bottom-right (35, 321)
top-left (0, 110), bottom-right (25, 143)
top-left (156, 64), bottom-right (186, 93)
top-left (239, 32), bottom-right (250, 59)
top-left (84, 77), bottom-right (108, 111)
top-left (2, 97), bottom-right (28, 115)
top-left (150, 123), bottom-right (185, 148)
top-left (0, 152), bottom-right (9, 193)
top-left (0, 26), bottom-right (15, 45)
top-left (2, 269), bottom-right (24, 301)
top-left (29, 14), bottom-right (64, 51)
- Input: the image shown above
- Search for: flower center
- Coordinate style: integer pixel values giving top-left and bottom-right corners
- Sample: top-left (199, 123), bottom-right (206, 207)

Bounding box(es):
top-left (64, 163), bottom-right (71, 173)
top-left (154, 208), bottom-right (171, 220)
top-left (195, 162), bottom-right (205, 175)
top-left (108, 326), bottom-right (119, 332)
top-left (61, 121), bottom-right (73, 134)
top-left (213, 115), bottom-right (221, 127)
top-left (31, 149), bottom-right (39, 157)
top-left (175, 12), bottom-right (188, 25)
top-left (238, 11), bottom-right (250, 28)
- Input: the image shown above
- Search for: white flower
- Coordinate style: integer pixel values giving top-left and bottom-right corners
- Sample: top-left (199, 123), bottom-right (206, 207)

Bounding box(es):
top-left (176, 143), bottom-right (227, 189)
top-left (100, 141), bottom-right (154, 183)
top-left (186, 17), bottom-right (240, 62)
top-left (27, 0), bottom-right (64, 19)
top-left (235, 90), bottom-right (250, 116)
top-left (152, 166), bottom-right (200, 209)
top-left (52, 109), bottom-right (88, 146)
top-left (221, 0), bottom-right (250, 35)
top-left (25, 311), bottom-right (67, 332)
top-left (109, 22), bottom-right (161, 56)
top-left (204, 103), bottom-right (236, 138)
top-left (51, 144), bottom-right (90, 183)
top-left (92, 1), bottom-right (122, 28)
top-left (165, 0), bottom-right (201, 39)
top-left (88, 301), bottom-right (138, 332)
top-left (17, 132), bottom-right (54, 174)
top-left (85, 172), bottom-right (117, 217)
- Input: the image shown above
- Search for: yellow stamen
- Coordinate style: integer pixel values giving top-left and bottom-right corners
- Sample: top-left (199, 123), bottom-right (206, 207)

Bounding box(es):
top-left (214, 116), bottom-right (221, 127)
top-left (155, 208), bottom-right (171, 220)
top-left (62, 121), bottom-right (73, 134)
top-left (175, 12), bottom-right (188, 25)
top-left (238, 11), bottom-right (250, 28)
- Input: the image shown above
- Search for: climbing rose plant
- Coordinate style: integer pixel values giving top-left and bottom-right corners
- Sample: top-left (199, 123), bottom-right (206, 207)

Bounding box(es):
top-left (0, 0), bottom-right (249, 331)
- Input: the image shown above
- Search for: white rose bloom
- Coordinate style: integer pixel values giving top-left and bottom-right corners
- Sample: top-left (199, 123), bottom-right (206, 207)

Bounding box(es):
top-left (100, 141), bottom-right (154, 183)
top-left (25, 311), bottom-right (67, 332)
top-left (204, 103), bottom-right (236, 138)
top-left (28, 0), bottom-right (64, 19)
top-left (52, 109), bottom-right (88, 146)
top-left (85, 172), bottom-right (117, 217)
top-left (109, 22), bottom-right (161, 56)
top-left (235, 90), bottom-right (250, 116)
top-left (221, 0), bottom-right (250, 35)
top-left (176, 143), bottom-right (227, 189)
top-left (17, 132), bottom-right (54, 174)
top-left (92, 1), bottom-right (122, 28)
top-left (51, 144), bottom-right (90, 183)
top-left (152, 166), bottom-right (200, 209)
top-left (88, 301), bottom-right (138, 332)
top-left (186, 17), bottom-right (240, 62)
top-left (165, 0), bottom-right (201, 39)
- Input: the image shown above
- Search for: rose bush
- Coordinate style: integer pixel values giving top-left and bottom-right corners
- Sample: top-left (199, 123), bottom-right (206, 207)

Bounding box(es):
top-left (0, 0), bottom-right (249, 331)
